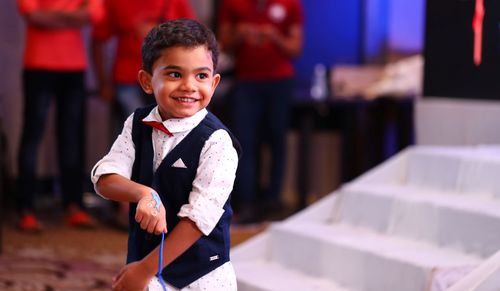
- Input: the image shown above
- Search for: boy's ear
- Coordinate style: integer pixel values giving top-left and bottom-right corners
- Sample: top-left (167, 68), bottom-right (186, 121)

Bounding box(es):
top-left (212, 73), bottom-right (221, 91)
top-left (138, 70), bottom-right (153, 94)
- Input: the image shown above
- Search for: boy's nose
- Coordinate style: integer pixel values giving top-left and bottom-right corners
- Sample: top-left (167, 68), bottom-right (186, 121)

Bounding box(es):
top-left (180, 77), bottom-right (196, 91)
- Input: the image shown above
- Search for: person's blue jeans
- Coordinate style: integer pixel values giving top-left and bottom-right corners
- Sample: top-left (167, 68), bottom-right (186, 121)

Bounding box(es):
top-left (17, 70), bottom-right (86, 212)
top-left (230, 78), bottom-right (293, 211)
top-left (114, 84), bottom-right (146, 118)
top-left (112, 84), bottom-right (155, 137)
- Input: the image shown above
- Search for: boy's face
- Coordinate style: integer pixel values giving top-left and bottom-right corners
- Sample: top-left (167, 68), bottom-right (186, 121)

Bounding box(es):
top-left (138, 45), bottom-right (220, 120)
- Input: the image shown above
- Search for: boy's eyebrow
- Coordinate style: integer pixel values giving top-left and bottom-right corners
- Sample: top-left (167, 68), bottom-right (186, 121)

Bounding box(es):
top-left (196, 66), bottom-right (213, 72)
top-left (161, 65), bottom-right (182, 71)
top-left (160, 65), bottom-right (213, 72)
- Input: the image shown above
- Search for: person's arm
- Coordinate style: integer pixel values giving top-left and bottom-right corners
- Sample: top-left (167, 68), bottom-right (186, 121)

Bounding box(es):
top-left (218, 22), bottom-right (254, 53)
top-left (23, 6), bottom-right (91, 28)
top-left (91, 40), bottom-right (114, 102)
top-left (89, 2), bottom-right (114, 102)
top-left (260, 22), bottom-right (303, 58)
top-left (217, 1), bottom-right (246, 53)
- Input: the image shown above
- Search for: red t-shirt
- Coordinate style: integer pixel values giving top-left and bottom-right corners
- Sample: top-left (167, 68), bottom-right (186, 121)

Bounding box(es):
top-left (92, 0), bottom-right (194, 83)
top-left (18, 0), bottom-right (104, 71)
top-left (219, 0), bottom-right (304, 80)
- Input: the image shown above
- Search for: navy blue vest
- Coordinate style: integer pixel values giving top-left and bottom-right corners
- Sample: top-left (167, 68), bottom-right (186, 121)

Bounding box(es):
top-left (127, 105), bottom-right (241, 288)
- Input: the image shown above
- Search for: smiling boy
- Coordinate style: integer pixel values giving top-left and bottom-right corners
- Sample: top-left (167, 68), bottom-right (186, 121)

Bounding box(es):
top-left (91, 19), bottom-right (240, 291)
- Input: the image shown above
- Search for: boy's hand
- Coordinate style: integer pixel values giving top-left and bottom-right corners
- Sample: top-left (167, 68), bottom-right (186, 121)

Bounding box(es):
top-left (135, 191), bottom-right (168, 235)
top-left (112, 261), bottom-right (152, 291)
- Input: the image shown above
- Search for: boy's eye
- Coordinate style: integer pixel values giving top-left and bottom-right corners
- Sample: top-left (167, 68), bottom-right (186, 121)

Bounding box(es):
top-left (167, 72), bottom-right (181, 78)
top-left (197, 73), bottom-right (209, 80)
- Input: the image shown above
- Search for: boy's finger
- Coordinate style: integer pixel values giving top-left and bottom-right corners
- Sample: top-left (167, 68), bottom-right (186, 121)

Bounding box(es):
top-left (147, 219), bottom-right (156, 234)
top-left (156, 220), bottom-right (166, 234)
top-left (155, 223), bottom-right (166, 235)
top-left (140, 217), bottom-right (150, 230)
top-left (135, 211), bottom-right (143, 223)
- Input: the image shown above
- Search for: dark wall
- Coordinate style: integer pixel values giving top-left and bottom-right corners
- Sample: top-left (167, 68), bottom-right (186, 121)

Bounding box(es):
top-left (293, 0), bottom-right (364, 93)
top-left (423, 0), bottom-right (500, 100)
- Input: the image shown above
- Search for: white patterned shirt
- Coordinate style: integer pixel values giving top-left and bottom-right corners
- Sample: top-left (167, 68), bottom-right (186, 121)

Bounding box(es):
top-left (91, 107), bottom-right (238, 291)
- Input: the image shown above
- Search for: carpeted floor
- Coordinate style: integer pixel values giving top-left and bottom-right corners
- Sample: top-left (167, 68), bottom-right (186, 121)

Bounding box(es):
top-left (0, 218), bottom-right (266, 290)
top-left (0, 225), bottom-right (126, 290)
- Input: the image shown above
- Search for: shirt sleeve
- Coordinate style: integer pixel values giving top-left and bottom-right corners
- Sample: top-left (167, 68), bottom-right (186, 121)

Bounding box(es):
top-left (88, 0), bottom-right (105, 24)
top-left (90, 113), bottom-right (136, 196)
top-left (288, 0), bottom-right (304, 25)
top-left (178, 129), bottom-right (239, 235)
top-left (17, 0), bottom-right (38, 14)
top-left (91, 0), bottom-right (114, 40)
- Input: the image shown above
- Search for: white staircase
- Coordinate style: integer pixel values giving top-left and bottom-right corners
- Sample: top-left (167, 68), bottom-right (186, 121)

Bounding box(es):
top-left (231, 145), bottom-right (500, 291)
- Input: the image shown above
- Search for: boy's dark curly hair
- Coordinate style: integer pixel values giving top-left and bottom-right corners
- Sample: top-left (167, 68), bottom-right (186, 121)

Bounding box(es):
top-left (141, 18), bottom-right (219, 73)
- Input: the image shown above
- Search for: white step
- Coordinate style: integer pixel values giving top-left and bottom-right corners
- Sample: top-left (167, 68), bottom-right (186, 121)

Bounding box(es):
top-left (338, 184), bottom-right (500, 257)
top-left (447, 250), bottom-right (500, 291)
top-left (231, 145), bottom-right (500, 291)
top-left (405, 146), bottom-right (500, 198)
top-left (235, 260), bottom-right (350, 291)
top-left (269, 222), bottom-right (480, 291)
top-left (406, 147), bottom-right (466, 191)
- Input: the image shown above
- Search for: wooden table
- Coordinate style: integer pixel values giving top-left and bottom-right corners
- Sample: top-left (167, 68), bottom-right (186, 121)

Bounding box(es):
top-left (290, 95), bottom-right (415, 209)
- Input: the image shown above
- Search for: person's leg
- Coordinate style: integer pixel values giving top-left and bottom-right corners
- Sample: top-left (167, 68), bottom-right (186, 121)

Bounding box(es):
top-left (55, 71), bottom-right (95, 227)
top-left (109, 84), bottom-right (147, 142)
top-left (55, 71), bottom-right (86, 210)
top-left (17, 70), bottom-right (53, 229)
top-left (262, 79), bottom-right (293, 213)
top-left (115, 84), bottom-right (146, 120)
top-left (17, 71), bottom-right (54, 211)
top-left (231, 81), bottom-right (264, 222)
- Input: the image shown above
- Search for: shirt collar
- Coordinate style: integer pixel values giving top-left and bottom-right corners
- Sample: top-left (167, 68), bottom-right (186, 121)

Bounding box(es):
top-left (142, 106), bottom-right (208, 134)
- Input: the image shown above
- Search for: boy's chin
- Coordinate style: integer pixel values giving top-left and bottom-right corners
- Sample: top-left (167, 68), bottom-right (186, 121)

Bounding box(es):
top-left (160, 108), bottom-right (204, 119)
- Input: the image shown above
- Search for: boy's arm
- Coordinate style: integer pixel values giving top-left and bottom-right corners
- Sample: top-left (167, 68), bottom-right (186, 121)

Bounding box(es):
top-left (112, 128), bottom-right (238, 289)
top-left (96, 173), bottom-right (151, 203)
top-left (92, 112), bottom-right (167, 235)
top-left (143, 218), bottom-right (202, 274)
top-left (97, 174), bottom-right (168, 235)
top-left (148, 129), bottom-right (236, 265)
top-left (111, 218), bottom-right (202, 290)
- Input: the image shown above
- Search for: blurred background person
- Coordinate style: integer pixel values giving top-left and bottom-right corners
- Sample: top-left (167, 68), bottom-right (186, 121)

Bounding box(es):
top-left (218, 0), bottom-right (304, 223)
top-left (16, 0), bottom-right (104, 232)
top-left (90, 0), bottom-right (195, 229)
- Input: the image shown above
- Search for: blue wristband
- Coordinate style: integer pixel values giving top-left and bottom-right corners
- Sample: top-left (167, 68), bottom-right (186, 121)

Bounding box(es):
top-left (151, 191), bottom-right (162, 211)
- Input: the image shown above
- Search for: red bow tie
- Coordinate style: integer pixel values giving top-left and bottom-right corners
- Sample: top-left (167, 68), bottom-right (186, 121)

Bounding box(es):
top-left (142, 120), bottom-right (173, 137)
